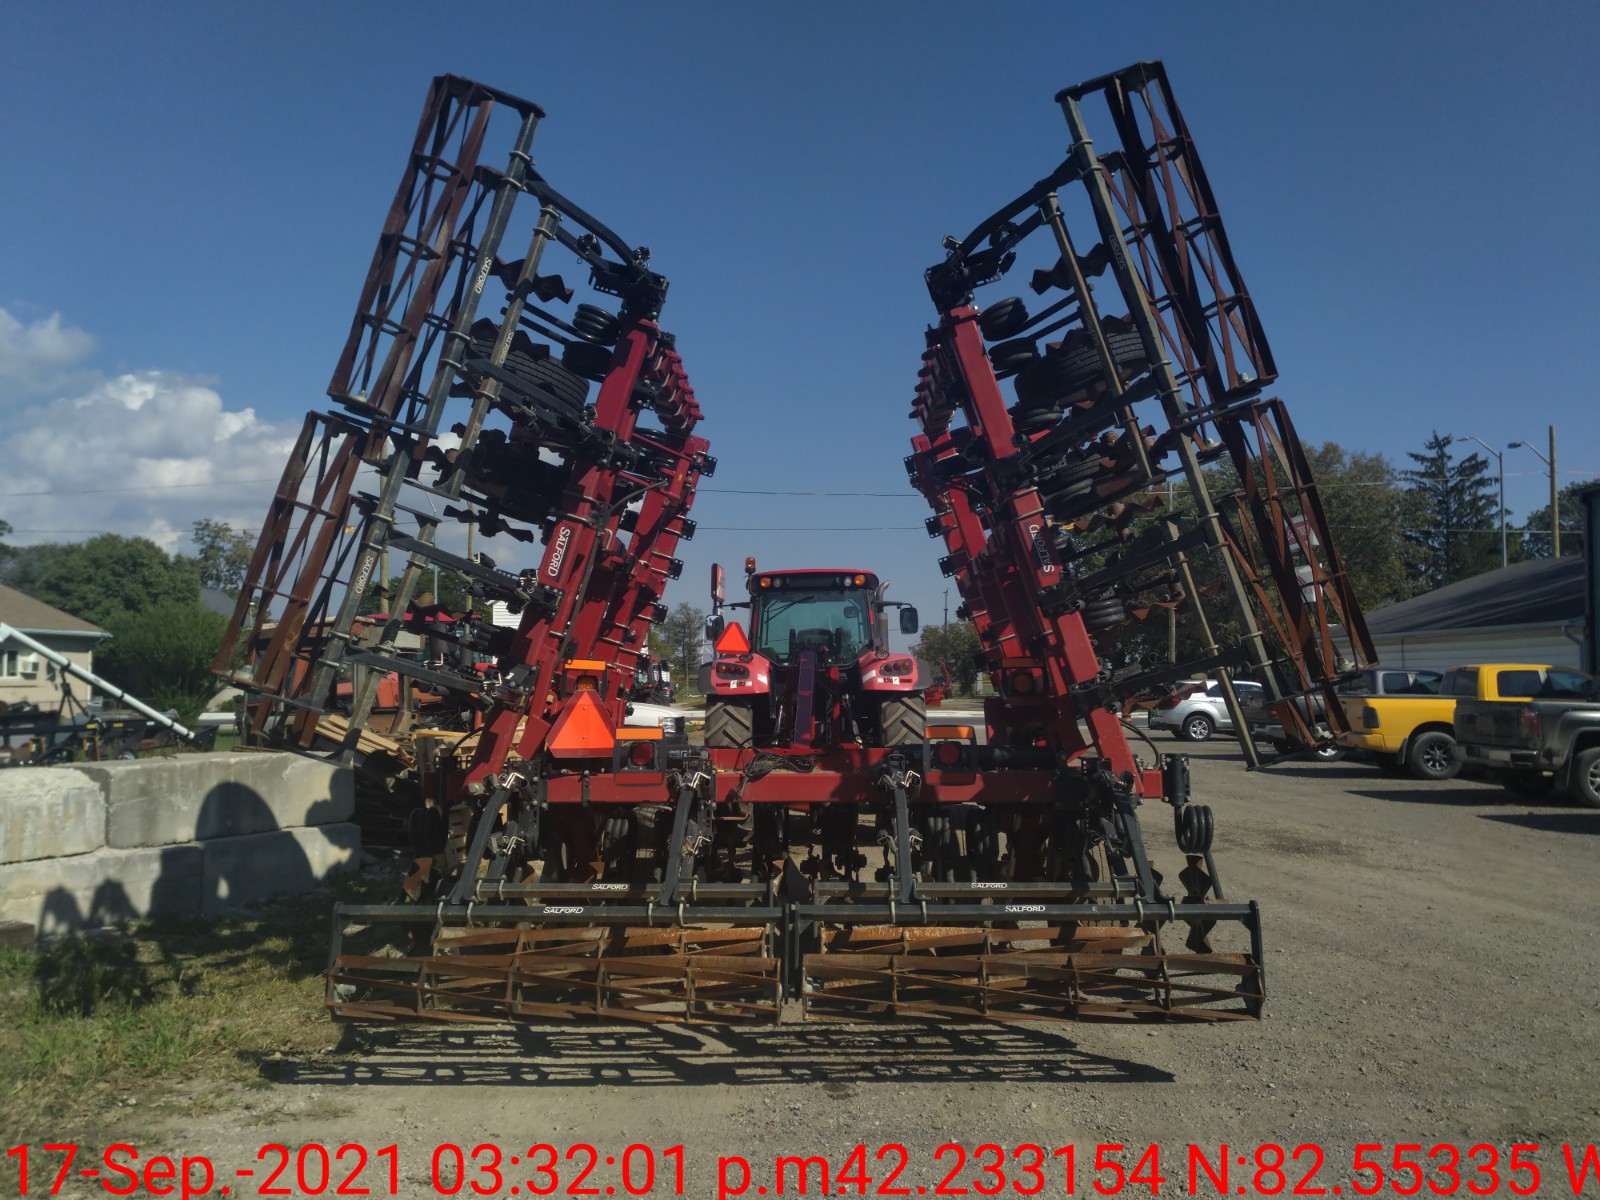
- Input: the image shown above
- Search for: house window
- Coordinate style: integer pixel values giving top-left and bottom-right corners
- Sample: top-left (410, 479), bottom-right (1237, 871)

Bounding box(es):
top-left (1, 649), bottom-right (21, 678)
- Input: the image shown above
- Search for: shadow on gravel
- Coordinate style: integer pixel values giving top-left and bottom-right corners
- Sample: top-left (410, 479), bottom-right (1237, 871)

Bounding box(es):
top-left (1346, 785), bottom-right (1504, 808)
top-left (264, 1023), bottom-right (1173, 1088)
top-left (1250, 764), bottom-right (1377, 782)
top-left (1480, 811), bottom-right (1600, 835)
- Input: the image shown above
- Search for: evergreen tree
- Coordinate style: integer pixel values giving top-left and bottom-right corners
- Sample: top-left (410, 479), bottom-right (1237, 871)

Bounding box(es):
top-left (1518, 479), bottom-right (1592, 559)
top-left (1401, 432), bottom-right (1502, 589)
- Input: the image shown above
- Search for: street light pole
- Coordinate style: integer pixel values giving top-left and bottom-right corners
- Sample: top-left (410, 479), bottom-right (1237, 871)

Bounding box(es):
top-left (1509, 425), bottom-right (1560, 555)
top-left (1456, 434), bottom-right (1506, 569)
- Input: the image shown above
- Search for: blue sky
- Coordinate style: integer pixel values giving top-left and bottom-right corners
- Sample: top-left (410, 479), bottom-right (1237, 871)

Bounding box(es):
top-left (2, 1), bottom-right (1595, 632)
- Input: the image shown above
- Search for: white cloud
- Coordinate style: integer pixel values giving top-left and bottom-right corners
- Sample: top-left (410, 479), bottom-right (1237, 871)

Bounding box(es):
top-left (0, 309), bottom-right (297, 553)
top-left (0, 310), bottom-right (97, 393)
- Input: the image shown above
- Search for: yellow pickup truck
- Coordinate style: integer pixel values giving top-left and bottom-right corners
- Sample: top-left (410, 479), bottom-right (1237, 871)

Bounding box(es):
top-left (1338, 663), bottom-right (1567, 781)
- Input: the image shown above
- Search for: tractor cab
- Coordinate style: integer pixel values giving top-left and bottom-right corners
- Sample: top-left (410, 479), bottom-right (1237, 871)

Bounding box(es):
top-left (703, 560), bottom-right (925, 749)
top-left (751, 571), bottom-right (880, 664)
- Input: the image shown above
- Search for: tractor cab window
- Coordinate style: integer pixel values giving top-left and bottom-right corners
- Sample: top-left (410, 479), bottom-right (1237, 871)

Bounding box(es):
top-left (755, 589), bottom-right (872, 664)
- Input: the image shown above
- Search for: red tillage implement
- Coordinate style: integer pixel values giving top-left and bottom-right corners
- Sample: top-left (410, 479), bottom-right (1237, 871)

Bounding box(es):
top-left (221, 63), bottom-right (1371, 1025)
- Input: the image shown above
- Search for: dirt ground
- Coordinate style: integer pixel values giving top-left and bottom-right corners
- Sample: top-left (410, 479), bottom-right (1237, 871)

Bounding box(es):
top-left (36, 738), bottom-right (1600, 1197)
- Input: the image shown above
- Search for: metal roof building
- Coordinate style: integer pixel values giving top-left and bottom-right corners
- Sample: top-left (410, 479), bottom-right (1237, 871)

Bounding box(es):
top-left (1364, 556), bottom-right (1587, 674)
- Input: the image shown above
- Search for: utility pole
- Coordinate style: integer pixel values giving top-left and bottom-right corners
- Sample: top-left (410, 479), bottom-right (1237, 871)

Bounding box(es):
top-left (943, 589), bottom-right (949, 626)
top-left (1551, 424), bottom-right (1560, 556)
top-left (1457, 434), bottom-right (1507, 569)
top-left (1509, 425), bottom-right (1560, 555)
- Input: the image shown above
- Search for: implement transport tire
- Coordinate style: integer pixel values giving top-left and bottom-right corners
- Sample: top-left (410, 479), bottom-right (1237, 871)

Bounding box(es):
top-left (1405, 730), bottom-right (1460, 781)
top-left (465, 318), bottom-right (591, 411)
top-left (978, 296), bottom-right (1029, 341)
top-left (1014, 327), bottom-right (1148, 410)
top-left (988, 338), bottom-right (1039, 374)
top-left (705, 701), bottom-right (754, 749)
top-left (571, 303), bottom-right (620, 345)
top-left (562, 340), bottom-right (614, 381)
top-left (878, 694), bottom-right (927, 747)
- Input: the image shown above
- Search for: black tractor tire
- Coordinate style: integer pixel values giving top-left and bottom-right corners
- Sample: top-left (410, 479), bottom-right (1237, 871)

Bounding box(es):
top-left (1009, 402), bottom-right (1062, 432)
top-left (878, 694), bottom-right (927, 747)
top-left (464, 319), bottom-right (591, 411)
top-left (705, 700), bottom-right (755, 749)
top-left (1566, 747), bottom-right (1600, 809)
top-left (978, 297), bottom-right (1029, 341)
top-left (1500, 772), bottom-right (1556, 800)
top-left (1405, 730), bottom-right (1460, 781)
top-left (1179, 712), bottom-right (1215, 742)
top-left (1013, 327), bottom-right (1148, 410)
top-left (1080, 596), bottom-right (1127, 631)
top-left (1041, 480), bottom-right (1102, 521)
top-left (562, 340), bottom-right (615, 382)
top-left (571, 303), bottom-right (620, 345)
top-left (1034, 452), bottom-right (1102, 489)
top-left (988, 337), bottom-right (1038, 374)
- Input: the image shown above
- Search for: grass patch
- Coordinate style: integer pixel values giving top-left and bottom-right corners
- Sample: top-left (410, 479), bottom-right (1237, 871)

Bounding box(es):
top-left (0, 877), bottom-right (386, 1144)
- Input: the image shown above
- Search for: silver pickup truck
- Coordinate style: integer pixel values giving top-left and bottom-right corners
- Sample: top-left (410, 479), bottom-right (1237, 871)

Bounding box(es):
top-left (1453, 666), bottom-right (1600, 805)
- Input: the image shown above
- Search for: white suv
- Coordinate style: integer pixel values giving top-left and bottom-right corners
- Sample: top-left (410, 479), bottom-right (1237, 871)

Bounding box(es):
top-left (1148, 679), bottom-right (1264, 741)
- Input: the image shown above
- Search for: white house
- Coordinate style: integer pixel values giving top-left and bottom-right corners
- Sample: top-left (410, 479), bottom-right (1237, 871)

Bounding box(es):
top-left (0, 585), bottom-right (110, 706)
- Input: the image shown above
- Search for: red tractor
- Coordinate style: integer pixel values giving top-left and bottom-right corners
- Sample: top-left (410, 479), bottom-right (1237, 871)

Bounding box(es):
top-left (701, 560), bottom-right (927, 752)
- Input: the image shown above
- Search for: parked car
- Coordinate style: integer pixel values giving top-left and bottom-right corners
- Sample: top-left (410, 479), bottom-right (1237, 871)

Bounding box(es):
top-left (1239, 688), bottom-right (1342, 760)
top-left (1453, 667), bottom-right (1598, 804)
top-left (1149, 678), bottom-right (1264, 741)
top-left (1339, 662), bottom-right (1566, 781)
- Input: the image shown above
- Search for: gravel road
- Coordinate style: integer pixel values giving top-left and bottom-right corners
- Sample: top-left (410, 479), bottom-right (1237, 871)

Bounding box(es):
top-left (99, 740), bottom-right (1600, 1197)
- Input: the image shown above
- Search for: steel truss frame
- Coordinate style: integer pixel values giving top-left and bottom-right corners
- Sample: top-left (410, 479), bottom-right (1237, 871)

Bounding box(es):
top-left (217, 76), bottom-right (708, 766)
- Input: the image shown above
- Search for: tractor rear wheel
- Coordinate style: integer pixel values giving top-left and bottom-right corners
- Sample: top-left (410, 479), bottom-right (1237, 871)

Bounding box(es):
top-left (877, 694), bottom-right (927, 747)
top-left (705, 700), bottom-right (755, 749)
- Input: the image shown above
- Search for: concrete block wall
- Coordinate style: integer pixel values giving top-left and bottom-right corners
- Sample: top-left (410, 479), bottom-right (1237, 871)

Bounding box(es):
top-left (0, 752), bottom-right (359, 936)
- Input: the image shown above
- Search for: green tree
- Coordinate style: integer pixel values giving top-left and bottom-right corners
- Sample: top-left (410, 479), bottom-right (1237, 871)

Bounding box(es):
top-left (96, 601), bottom-right (228, 724)
top-left (659, 602), bottom-right (707, 691)
top-left (1303, 443), bottom-right (1424, 608)
top-left (1518, 479), bottom-right (1592, 559)
top-left (359, 570), bottom-right (474, 616)
top-left (188, 519), bottom-right (257, 593)
top-left (0, 517), bottom-right (12, 569)
top-left (913, 621), bottom-right (984, 696)
top-left (1401, 432), bottom-right (1501, 590)
top-left (4, 534), bottom-right (199, 629)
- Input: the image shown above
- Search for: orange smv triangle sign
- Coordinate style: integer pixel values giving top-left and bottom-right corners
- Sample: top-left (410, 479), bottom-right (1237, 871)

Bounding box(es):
top-left (547, 689), bottom-right (617, 758)
top-left (714, 621), bottom-right (751, 654)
